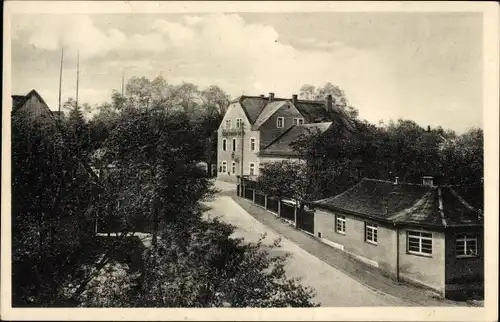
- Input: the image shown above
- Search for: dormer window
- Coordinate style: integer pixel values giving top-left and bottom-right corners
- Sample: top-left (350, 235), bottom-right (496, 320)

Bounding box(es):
top-left (277, 117), bottom-right (284, 128)
top-left (225, 120), bottom-right (232, 129)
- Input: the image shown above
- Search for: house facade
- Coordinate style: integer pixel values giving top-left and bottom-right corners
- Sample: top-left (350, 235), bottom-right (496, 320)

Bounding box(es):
top-left (217, 93), bottom-right (352, 182)
top-left (311, 177), bottom-right (484, 299)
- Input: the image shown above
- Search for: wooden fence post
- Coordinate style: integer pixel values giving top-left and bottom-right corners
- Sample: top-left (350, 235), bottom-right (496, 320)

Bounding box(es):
top-left (264, 195), bottom-right (268, 210)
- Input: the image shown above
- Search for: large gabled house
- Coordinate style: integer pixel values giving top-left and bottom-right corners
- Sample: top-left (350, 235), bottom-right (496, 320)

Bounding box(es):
top-left (311, 176), bottom-right (484, 299)
top-left (217, 92), bottom-right (354, 182)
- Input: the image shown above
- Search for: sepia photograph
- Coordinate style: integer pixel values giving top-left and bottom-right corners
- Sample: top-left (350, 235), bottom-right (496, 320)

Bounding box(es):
top-left (2, 1), bottom-right (498, 321)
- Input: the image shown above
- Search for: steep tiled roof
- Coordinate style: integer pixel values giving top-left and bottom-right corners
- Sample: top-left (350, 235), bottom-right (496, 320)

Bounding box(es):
top-left (259, 122), bottom-right (332, 157)
top-left (238, 96), bottom-right (278, 124)
top-left (11, 89), bottom-right (55, 117)
top-left (12, 95), bottom-right (26, 111)
top-left (236, 95), bottom-right (353, 129)
top-left (313, 178), bottom-right (483, 228)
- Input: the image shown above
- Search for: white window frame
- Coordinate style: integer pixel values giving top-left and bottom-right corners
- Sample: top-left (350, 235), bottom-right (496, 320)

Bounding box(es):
top-left (250, 137), bottom-right (256, 152)
top-left (222, 161), bottom-right (227, 173)
top-left (222, 138), bottom-right (227, 151)
top-left (236, 118), bottom-right (243, 129)
top-left (249, 162), bottom-right (256, 176)
top-left (277, 117), bottom-right (284, 128)
top-left (231, 161), bottom-right (236, 174)
top-left (456, 234), bottom-right (478, 258)
top-left (293, 118), bottom-right (305, 125)
top-left (407, 230), bottom-right (433, 256)
top-left (225, 120), bottom-right (232, 129)
top-left (365, 222), bottom-right (378, 244)
top-left (335, 215), bottom-right (346, 234)
top-left (232, 138), bottom-right (237, 152)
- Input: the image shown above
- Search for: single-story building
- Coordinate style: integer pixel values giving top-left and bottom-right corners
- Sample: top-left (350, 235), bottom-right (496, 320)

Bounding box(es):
top-left (310, 176), bottom-right (484, 299)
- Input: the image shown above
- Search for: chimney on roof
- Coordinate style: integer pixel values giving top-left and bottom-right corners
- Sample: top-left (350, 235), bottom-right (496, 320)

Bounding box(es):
top-left (292, 94), bottom-right (298, 106)
top-left (325, 94), bottom-right (333, 111)
top-left (269, 92), bottom-right (275, 102)
top-left (422, 176), bottom-right (434, 186)
top-left (427, 125), bottom-right (431, 132)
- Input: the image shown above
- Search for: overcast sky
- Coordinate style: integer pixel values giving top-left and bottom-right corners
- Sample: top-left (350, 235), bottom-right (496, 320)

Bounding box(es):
top-left (11, 12), bottom-right (482, 132)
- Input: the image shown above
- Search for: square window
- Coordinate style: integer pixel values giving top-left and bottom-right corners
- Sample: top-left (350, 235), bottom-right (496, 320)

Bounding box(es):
top-left (407, 231), bottom-right (433, 256)
top-left (456, 234), bottom-right (478, 258)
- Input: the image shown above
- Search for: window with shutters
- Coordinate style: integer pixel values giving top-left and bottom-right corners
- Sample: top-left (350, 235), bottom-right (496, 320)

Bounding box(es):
top-left (407, 231), bottom-right (433, 256)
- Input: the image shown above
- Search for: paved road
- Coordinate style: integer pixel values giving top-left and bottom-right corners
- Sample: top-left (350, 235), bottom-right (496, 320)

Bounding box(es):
top-left (203, 180), bottom-right (411, 307)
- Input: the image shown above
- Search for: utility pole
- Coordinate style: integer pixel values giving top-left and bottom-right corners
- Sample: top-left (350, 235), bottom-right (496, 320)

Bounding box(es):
top-left (240, 123), bottom-right (245, 177)
top-left (121, 70), bottom-right (125, 96)
top-left (58, 47), bottom-right (64, 120)
top-left (75, 50), bottom-right (80, 110)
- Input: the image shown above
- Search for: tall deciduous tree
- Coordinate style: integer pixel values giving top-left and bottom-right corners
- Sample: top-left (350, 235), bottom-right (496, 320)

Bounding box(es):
top-left (299, 82), bottom-right (358, 119)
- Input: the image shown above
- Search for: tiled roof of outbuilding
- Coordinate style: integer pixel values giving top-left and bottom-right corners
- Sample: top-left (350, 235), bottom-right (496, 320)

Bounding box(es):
top-left (313, 178), bottom-right (483, 228)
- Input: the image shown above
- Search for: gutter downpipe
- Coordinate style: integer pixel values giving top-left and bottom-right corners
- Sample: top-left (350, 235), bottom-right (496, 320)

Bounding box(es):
top-left (395, 223), bottom-right (400, 282)
top-left (240, 123), bottom-right (245, 178)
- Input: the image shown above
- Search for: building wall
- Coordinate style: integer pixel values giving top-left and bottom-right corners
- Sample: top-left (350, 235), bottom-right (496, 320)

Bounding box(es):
top-left (314, 208), bottom-right (447, 294)
top-left (444, 228), bottom-right (484, 294)
top-left (314, 209), bottom-right (398, 273)
top-left (259, 101), bottom-right (304, 149)
top-left (217, 102), bottom-right (261, 182)
top-left (398, 227), bottom-right (446, 294)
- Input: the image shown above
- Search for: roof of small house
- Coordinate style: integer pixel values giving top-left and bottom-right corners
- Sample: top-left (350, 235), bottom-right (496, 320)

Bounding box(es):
top-left (313, 178), bottom-right (483, 228)
top-left (11, 89), bottom-right (56, 117)
top-left (259, 122), bottom-right (332, 157)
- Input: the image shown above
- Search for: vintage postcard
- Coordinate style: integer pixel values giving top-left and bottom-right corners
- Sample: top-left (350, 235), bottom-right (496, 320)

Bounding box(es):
top-left (2, 1), bottom-right (498, 321)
